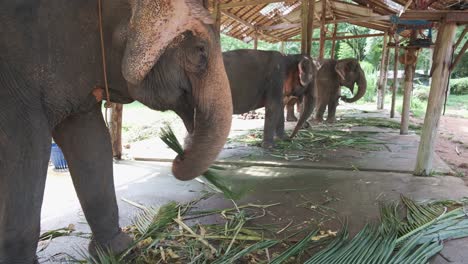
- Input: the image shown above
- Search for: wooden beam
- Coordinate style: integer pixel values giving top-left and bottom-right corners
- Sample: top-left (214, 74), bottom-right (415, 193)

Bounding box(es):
top-left (319, 0), bottom-right (327, 59)
top-left (213, 0), bottom-right (221, 35)
top-left (400, 10), bottom-right (468, 22)
top-left (330, 23), bottom-right (338, 59)
top-left (454, 26), bottom-right (468, 50)
top-left (110, 103), bottom-right (123, 160)
top-left (306, 0), bottom-right (315, 55)
top-left (451, 40), bottom-right (468, 70)
top-left (399, 0), bottom-right (413, 16)
top-left (301, 0), bottom-right (309, 54)
top-left (414, 22), bottom-right (457, 176)
top-left (391, 34), bottom-right (399, 118)
top-left (400, 31), bottom-right (418, 135)
top-left (221, 11), bottom-right (281, 42)
top-left (220, 0), bottom-right (283, 9)
top-left (260, 15), bottom-right (390, 31)
top-left (286, 32), bottom-right (385, 42)
top-left (254, 33), bottom-right (258, 49)
top-left (377, 32), bottom-right (389, 110)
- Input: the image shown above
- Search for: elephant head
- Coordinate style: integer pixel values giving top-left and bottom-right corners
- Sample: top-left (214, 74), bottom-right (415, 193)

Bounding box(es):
top-left (289, 56), bottom-right (317, 138)
top-left (334, 58), bottom-right (367, 103)
top-left (118, 0), bottom-right (232, 181)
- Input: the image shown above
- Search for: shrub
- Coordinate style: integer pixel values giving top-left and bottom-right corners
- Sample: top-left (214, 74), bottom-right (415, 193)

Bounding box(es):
top-left (413, 84), bottom-right (429, 101)
top-left (359, 61), bottom-right (378, 102)
top-left (450, 78), bottom-right (468, 95)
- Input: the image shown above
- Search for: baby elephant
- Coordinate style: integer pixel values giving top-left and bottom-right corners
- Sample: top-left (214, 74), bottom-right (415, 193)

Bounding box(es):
top-left (223, 49), bottom-right (316, 148)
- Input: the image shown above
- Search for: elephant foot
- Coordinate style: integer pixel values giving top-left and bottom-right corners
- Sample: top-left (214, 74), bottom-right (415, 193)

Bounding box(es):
top-left (326, 118), bottom-right (337, 124)
top-left (286, 116), bottom-right (298, 122)
top-left (261, 141), bottom-right (275, 149)
top-left (311, 118), bottom-right (323, 124)
top-left (88, 231), bottom-right (133, 259)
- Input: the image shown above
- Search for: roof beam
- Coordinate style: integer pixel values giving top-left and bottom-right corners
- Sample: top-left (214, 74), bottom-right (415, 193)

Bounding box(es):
top-left (221, 10), bottom-right (282, 41)
top-left (220, 0), bottom-right (283, 9)
top-left (286, 32), bottom-right (385, 41)
top-left (259, 15), bottom-right (390, 31)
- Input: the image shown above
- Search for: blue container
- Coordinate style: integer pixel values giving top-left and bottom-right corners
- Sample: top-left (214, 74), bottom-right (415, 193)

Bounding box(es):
top-left (50, 143), bottom-right (68, 170)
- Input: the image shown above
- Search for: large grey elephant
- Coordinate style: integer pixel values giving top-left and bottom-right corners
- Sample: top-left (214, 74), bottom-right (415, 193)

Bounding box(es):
top-left (223, 49), bottom-right (316, 147)
top-left (314, 58), bottom-right (367, 123)
top-left (0, 1), bottom-right (232, 263)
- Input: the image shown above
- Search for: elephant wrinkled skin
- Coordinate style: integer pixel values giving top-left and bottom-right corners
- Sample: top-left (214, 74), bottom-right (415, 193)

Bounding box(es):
top-left (223, 49), bottom-right (316, 147)
top-left (314, 58), bottom-right (367, 123)
top-left (0, 0), bottom-right (232, 263)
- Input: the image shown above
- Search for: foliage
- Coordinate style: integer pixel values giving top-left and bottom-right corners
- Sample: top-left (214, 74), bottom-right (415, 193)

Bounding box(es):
top-left (413, 84), bottom-right (430, 101)
top-left (75, 196), bottom-right (468, 263)
top-left (452, 26), bottom-right (468, 78)
top-left (450, 77), bottom-right (468, 95)
top-left (359, 61), bottom-right (378, 102)
top-left (336, 24), bottom-right (370, 61)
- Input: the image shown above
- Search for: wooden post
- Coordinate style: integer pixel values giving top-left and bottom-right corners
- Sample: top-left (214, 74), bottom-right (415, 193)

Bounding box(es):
top-left (280, 41), bottom-right (285, 53)
top-left (319, 0), bottom-right (326, 59)
top-left (400, 31), bottom-right (418, 135)
top-left (414, 22), bottom-right (457, 176)
top-left (306, 0), bottom-right (315, 55)
top-left (377, 32), bottom-right (389, 110)
top-left (301, 0), bottom-right (309, 54)
top-left (213, 0), bottom-right (221, 35)
top-left (253, 33), bottom-right (258, 50)
top-left (330, 23), bottom-right (337, 59)
top-left (390, 34), bottom-right (399, 118)
top-left (110, 103), bottom-right (123, 160)
top-left (382, 42), bottom-right (391, 103)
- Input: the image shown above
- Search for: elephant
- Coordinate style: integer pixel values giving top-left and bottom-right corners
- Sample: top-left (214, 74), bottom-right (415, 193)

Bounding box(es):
top-left (0, 0), bottom-right (232, 263)
top-left (223, 49), bottom-right (316, 147)
top-left (314, 58), bottom-right (367, 123)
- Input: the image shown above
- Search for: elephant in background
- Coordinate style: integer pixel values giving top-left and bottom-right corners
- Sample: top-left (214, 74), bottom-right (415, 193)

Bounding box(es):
top-left (0, 0), bottom-right (232, 263)
top-left (314, 58), bottom-right (367, 123)
top-left (223, 50), bottom-right (316, 147)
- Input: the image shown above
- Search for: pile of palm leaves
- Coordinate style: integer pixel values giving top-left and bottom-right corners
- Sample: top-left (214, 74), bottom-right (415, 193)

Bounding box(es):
top-left (229, 129), bottom-right (384, 161)
top-left (80, 196), bottom-right (468, 264)
top-left (333, 117), bottom-right (422, 132)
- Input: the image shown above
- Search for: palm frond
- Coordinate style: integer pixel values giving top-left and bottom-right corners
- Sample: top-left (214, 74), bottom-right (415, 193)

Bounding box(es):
top-left (160, 125), bottom-right (246, 200)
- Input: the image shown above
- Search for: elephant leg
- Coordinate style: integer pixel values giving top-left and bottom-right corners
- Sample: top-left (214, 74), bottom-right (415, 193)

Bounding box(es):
top-left (0, 119), bottom-right (49, 264)
top-left (275, 106), bottom-right (287, 141)
top-left (326, 97), bottom-right (339, 123)
top-left (263, 83), bottom-right (284, 148)
top-left (286, 100), bottom-right (297, 122)
top-left (314, 100), bottom-right (327, 123)
top-left (52, 104), bottom-right (132, 257)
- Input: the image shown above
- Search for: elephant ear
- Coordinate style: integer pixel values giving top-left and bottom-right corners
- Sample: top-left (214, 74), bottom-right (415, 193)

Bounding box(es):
top-left (298, 57), bottom-right (314, 87)
top-left (335, 59), bottom-right (358, 93)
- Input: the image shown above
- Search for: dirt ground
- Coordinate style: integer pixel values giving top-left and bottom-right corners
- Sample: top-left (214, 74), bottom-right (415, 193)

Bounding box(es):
top-left (411, 115), bottom-right (468, 179)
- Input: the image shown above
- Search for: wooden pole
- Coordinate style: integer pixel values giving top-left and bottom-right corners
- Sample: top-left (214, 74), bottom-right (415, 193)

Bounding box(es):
top-left (319, 0), bottom-right (326, 59)
top-left (400, 31), bottom-right (418, 135)
top-left (301, 0), bottom-right (309, 54)
top-left (390, 34), bottom-right (399, 118)
top-left (377, 32), bottom-right (389, 110)
top-left (110, 103), bottom-right (123, 160)
top-left (306, 0), bottom-right (315, 55)
top-left (213, 0), bottom-right (221, 35)
top-left (280, 41), bottom-right (285, 53)
top-left (253, 33), bottom-right (258, 50)
top-left (330, 23), bottom-right (337, 59)
top-left (414, 22), bottom-right (457, 176)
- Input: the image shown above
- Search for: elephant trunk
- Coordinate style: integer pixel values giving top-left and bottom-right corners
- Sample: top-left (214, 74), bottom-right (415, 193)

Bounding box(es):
top-left (171, 32), bottom-right (233, 181)
top-left (290, 84), bottom-right (315, 138)
top-left (342, 67), bottom-right (366, 103)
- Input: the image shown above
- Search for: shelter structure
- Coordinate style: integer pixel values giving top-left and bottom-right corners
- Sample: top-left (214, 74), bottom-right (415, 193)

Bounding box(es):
top-left (110, 0), bottom-right (467, 176)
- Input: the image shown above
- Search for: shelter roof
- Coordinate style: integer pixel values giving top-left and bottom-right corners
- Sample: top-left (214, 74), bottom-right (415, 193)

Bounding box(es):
top-left (208, 0), bottom-right (468, 43)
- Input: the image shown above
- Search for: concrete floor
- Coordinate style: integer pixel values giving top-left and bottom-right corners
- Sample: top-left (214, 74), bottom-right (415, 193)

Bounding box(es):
top-left (38, 108), bottom-right (468, 263)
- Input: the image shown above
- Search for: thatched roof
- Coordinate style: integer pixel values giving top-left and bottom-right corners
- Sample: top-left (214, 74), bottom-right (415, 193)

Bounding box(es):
top-left (208, 0), bottom-right (467, 43)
